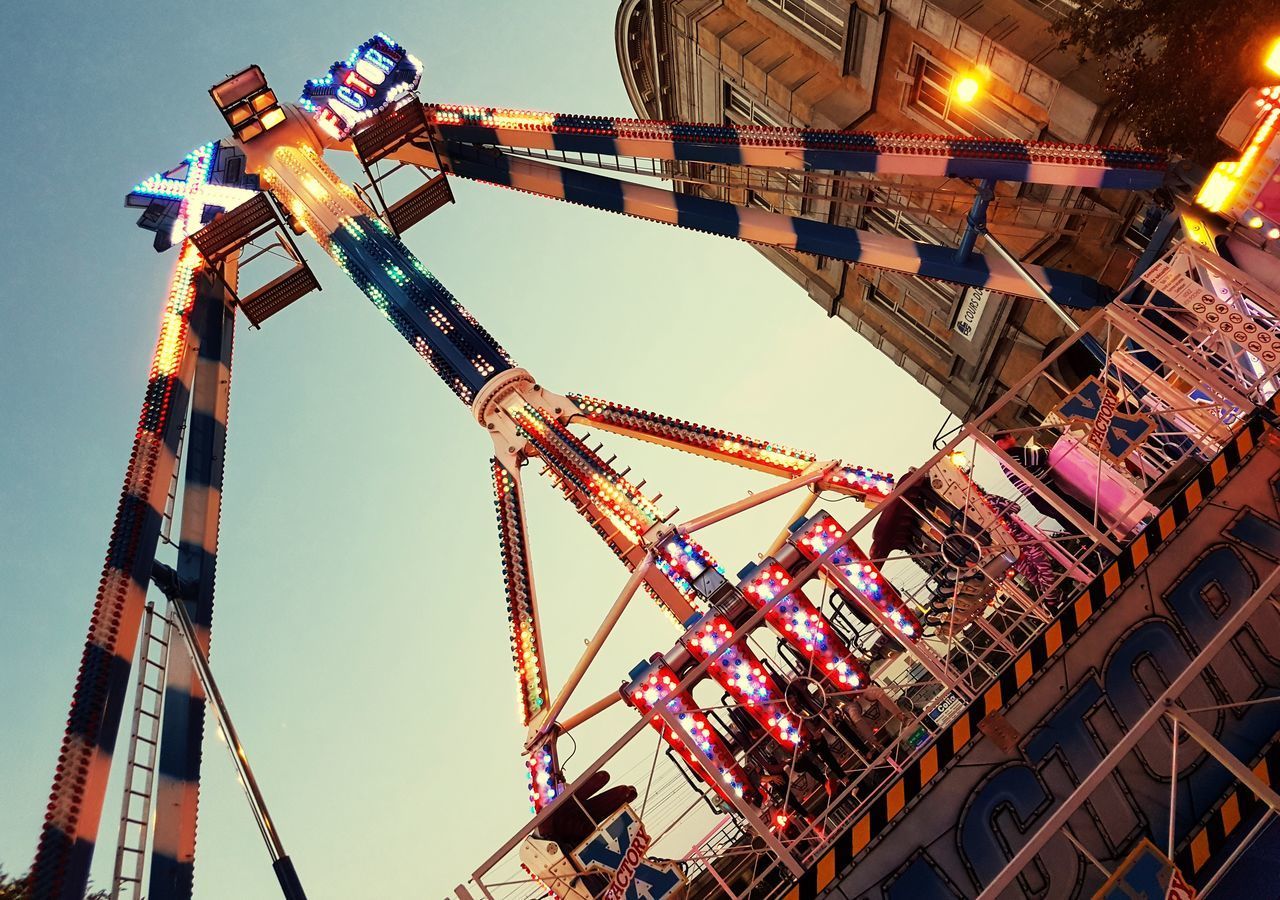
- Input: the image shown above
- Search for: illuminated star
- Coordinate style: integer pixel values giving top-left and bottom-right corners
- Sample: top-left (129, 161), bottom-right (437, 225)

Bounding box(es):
top-left (126, 141), bottom-right (261, 252)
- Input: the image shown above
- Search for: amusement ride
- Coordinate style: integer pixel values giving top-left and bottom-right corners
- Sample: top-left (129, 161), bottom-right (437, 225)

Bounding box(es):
top-left (25, 28), bottom-right (1280, 900)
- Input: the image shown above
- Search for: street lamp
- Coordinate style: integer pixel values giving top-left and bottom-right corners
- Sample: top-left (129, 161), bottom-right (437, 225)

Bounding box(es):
top-left (953, 74), bottom-right (981, 104)
top-left (1266, 36), bottom-right (1280, 77)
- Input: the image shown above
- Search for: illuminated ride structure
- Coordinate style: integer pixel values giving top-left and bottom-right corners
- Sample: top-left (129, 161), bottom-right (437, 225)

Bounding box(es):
top-left (29, 31), bottom-right (1280, 900)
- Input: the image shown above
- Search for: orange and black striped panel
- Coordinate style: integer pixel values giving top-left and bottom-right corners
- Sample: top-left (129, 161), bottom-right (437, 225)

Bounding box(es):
top-left (1175, 736), bottom-right (1280, 877)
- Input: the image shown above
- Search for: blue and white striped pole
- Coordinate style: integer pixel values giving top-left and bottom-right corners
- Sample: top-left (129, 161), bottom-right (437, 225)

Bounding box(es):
top-left (424, 104), bottom-right (1167, 191)
top-left (421, 142), bottom-right (1109, 309)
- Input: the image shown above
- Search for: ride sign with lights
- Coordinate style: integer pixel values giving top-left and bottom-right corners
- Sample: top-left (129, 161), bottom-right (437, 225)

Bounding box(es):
top-left (572, 807), bottom-right (683, 900)
top-left (299, 33), bottom-right (423, 141)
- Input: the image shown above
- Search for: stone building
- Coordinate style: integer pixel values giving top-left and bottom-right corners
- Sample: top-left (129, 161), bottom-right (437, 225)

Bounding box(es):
top-left (615, 0), bottom-right (1162, 426)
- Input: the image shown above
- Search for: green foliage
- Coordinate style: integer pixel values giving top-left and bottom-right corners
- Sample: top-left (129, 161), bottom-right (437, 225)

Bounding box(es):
top-left (0, 866), bottom-right (110, 900)
top-left (1052, 0), bottom-right (1280, 161)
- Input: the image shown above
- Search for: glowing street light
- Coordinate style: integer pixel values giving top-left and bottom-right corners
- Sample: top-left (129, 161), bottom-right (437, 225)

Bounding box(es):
top-left (953, 74), bottom-right (981, 104)
top-left (1266, 37), bottom-right (1280, 77)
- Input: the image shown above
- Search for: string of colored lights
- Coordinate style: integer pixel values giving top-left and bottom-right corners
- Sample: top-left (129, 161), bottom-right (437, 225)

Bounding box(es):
top-left (623, 661), bottom-right (755, 805)
top-left (423, 103), bottom-right (1166, 190)
top-left (739, 563), bottom-right (870, 692)
top-left (681, 615), bottom-right (803, 748)
top-left (491, 459), bottom-right (548, 726)
top-left (791, 514), bottom-right (922, 641)
top-left (128, 143), bottom-right (261, 250)
top-left (258, 144), bottom-right (514, 405)
top-left (570, 394), bottom-right (815, 476)
top-left (568, 395), bottom-right (894, 500)
top-left (296, 153), bottom-right (514, 375)
top-left (300, 34), bottom-right (423, 143)
top-left (653, 534), bottom-right (722, 598)
top-left (523, 746), bottom-right (560, 814)
top-left (823, 465), bottom-right (895, 501)
top-left (538, 461), bottom-right (642, 575)
top-left (509, 404), bottom-right (662, 546)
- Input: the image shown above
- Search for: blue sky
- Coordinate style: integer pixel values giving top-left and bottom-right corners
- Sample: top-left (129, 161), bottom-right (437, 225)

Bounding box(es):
top-left (0, 2), bottom-right (943, 896)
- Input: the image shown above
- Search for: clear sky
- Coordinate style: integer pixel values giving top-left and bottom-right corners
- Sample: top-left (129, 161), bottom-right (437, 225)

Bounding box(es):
top-left (0, 2), bottom-right (944, 896)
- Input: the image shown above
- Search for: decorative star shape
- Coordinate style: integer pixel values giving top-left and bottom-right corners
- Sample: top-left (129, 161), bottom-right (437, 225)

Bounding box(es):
top-left (126, 141), bottom-right (261, 252)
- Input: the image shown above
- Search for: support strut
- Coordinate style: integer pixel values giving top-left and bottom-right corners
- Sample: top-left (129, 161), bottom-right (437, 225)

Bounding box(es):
top-left (153, 565), bottom-right (308, 900)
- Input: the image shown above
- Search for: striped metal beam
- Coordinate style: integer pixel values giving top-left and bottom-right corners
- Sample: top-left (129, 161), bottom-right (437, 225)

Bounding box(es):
top-left (414, 142), bottom-right (1108, 309)
top-left (257, 143), bottom-right (515, 408)
top-left (147, 275), bottom-right (237, 900)
top-left (1175, 734), bottom-right (1280, 879)
top-left (423, 103), bottom-right (1166, 190)
top-left (31, 251), bottom-right (209, 900)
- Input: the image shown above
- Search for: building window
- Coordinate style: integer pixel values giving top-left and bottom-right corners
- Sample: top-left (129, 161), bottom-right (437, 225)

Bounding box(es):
top-left (757, 0), bottom-right (848, 52)
top-left (843, 7), bottom-right (871, 76)
top-left (1017, 0), bottom-right (1092, 22)
top-left (723, 83), bottom-right (809, 214)
top-left (910, 54), bottom-right (954, 121)
top-left (723, 83), bottom-right (785, 129)
top-left (906, 50), bottom-right (1029, 140)
top-left (866, 282), bottom-right (951, 356)
top-left (862, 189), bottom-right (960, 304)
top-left (748, 171), bottom-right (810, 216)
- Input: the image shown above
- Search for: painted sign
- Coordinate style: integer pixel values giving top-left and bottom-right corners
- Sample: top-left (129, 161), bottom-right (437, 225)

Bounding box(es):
top-left (1093, 839), bottom-right (1196, 900)
top-left (805, 425), bottom-right (1280, 898)
top-left (299, 34), bottom-right (422, 141)
top-left (953, 286), bottom-right (990, 341)
top-left (572, 806), bottom-right (683, 900)
top-left (1142, 259), bottom-right (1280, 367)
top-left (1055, 376), bottom-right (1153, 462)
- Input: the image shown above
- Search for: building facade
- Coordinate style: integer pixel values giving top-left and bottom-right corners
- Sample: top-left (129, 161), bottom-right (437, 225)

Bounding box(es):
top-left (616, 0), bottom-right (1162, 427)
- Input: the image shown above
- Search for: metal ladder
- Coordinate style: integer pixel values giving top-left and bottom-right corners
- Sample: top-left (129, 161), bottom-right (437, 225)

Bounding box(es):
top-left (159, 419), bottom-right (187, 547)
top-left (110, 601), bottom-right (173, 900)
